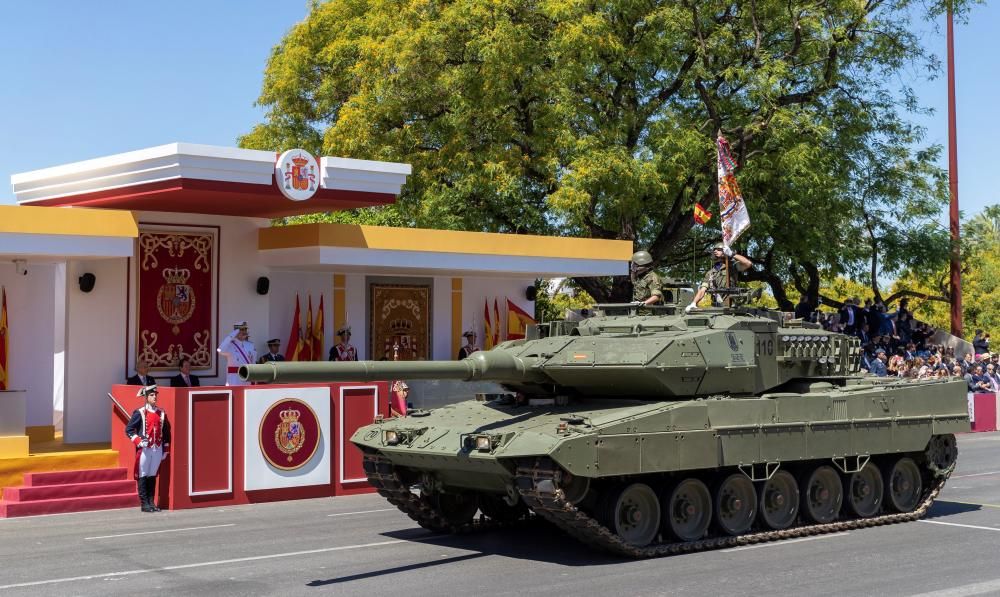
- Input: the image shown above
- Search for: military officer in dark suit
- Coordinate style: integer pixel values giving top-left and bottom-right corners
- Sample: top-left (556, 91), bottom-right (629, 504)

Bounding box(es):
top-left (259, 339), bottom-right (285, 363)
top-left (169, 356), bottom-right (200, 387)
top-left (126, 360), bottom-right (157, 387)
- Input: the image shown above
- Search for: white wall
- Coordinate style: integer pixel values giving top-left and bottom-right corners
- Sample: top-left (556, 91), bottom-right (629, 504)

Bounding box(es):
top-left (64, 258), bottom-right (128, 443)
top-left (461, 277), bottom-right (536, 348)
top-left (0, 262), bottom-right (58, 430)
top-left (267, 271), bottom-right (333, 359)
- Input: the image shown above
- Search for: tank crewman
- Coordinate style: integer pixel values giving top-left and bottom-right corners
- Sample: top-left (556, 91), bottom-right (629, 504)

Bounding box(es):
top-left (457, 330), bottom-right (479, 359)
top-left (125, 385), bottom-right (171, 513)
top-left (630, 251), bottom-right (664, 306)
top-left (217, 321), bottom-right (257, 386)
top-left (686, 243), bottom-right (752, 313)
top-left (259, 339), bottom-right (285, 363)
top-left (389, 380), bottom-right (409, 417)
top-left (329, 326), bottom-right (358, 361)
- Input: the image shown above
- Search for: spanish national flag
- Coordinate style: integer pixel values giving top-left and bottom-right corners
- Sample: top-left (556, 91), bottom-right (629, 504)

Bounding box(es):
top-left (693, 202), bottom-right (712, 225)
top-left (313, 295), bottom-right (325, 361)
top-left (506, 299), bottom-right (535, 340)
top-left (285, 295), bottom-right (303, 361)
top-left (303, 295), bottom-right (314, 361)
top-left (483, 299), bottom-right (494, 350)
top-left (493, 298), bottom-right (502, 345)
top-left (0, 287), bottom-right (7, 390)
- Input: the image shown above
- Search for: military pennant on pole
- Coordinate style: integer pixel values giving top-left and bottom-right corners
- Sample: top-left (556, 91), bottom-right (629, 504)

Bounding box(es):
top-left (716, 135), bottom-right (751, 247)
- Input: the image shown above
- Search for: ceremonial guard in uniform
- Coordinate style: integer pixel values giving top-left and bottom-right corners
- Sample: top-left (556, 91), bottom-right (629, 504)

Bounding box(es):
top-left (457, 330), bottom-right (479, 359)
top-left (686, 243), bottom-right (752, 312)
top-left (125, 385), bottom-right (171, 513)
top-left (259, 338), bottom-right (285, 363)
top-left (217, 321), bottom-right (257, 386)
top-left (630, 251), bottom-right (664, 306)
top-left (329, 326), bottom-right (358, 361)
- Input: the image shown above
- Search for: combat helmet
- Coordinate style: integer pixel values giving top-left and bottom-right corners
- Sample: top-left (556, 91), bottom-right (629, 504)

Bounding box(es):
top-left (631, 250), bottom-right (653, 266)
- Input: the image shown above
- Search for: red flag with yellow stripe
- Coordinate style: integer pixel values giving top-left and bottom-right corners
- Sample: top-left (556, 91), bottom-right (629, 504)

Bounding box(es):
top-left (313, 295), bottom-right (325, 361)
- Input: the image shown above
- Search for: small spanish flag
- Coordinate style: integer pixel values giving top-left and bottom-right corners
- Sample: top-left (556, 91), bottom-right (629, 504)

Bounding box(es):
top-left (693, 202), bottom-right (712, 225)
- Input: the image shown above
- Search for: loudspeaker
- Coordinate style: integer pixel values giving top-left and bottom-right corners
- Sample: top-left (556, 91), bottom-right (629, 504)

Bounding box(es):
top-left (78, 273), bottom-right (96, 293)
top-left (256, 276), bottom-right (270, 295)
top-left (525, 285), bottom-right (537, 301)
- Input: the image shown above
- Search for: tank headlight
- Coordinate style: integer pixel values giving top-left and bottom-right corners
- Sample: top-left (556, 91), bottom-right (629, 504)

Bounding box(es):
top-left (384, 430), bottom-right (400, 445)
top-left (475, 435), bottom-right (492, 451)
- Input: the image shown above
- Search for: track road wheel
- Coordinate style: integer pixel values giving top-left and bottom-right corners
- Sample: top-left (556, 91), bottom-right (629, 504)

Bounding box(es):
top-left (665, 478), bottom-right (712, 542)
top-left (801, 465), bottom-right (843, 524)
top-left (433, 492), bottom-right (480, 527)
top-left (601, 483), bottom-right (661, 547)
top-left (886, 457), bottom-right (922, 513)
top-left (757, 470), bottom-right (799, 530)
top-left (846, 463), bottom-right (883, 518)
top-left (925, 435), bottom-right (958, 475)
top-left (714, 473), bottom-right (757, 536)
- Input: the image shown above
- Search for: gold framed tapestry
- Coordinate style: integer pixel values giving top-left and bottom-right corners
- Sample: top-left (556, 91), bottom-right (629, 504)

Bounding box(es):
top-left (370, 284), bottom-right (430, 361)
top-left (135, 224), bottom-right (219, 374)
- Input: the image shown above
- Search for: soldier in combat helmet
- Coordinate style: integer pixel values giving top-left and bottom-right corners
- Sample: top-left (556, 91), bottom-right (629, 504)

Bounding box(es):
top-left (685, 242), bottom-right (752, 313)
top-left (630, 250), bottom-right (663, 306)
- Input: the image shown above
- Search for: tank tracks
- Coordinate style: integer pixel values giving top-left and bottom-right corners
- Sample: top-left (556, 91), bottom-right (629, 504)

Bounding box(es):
top-left (362, 453), bottom-right (518, 534)
top-left (514, 458), bottom-right (952, 558)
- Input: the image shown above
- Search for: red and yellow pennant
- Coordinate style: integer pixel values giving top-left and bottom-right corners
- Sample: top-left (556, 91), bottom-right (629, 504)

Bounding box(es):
top-left (483, 299), bottom-right (494, 350)
top-left (506, 299), bottom-right (536, 340)
top-left (693, 202), bottom-right (712, 225)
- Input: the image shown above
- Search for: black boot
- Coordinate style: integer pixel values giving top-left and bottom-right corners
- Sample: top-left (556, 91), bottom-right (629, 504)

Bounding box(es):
top-left (146, 477), bottom-right (161, 512)
top-left (137, 477), bottom-right (153, 512)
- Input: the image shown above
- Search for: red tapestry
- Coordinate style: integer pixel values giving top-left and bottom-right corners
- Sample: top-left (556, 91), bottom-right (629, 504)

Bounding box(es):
top-left (136, 228), bottom-right (216, 371)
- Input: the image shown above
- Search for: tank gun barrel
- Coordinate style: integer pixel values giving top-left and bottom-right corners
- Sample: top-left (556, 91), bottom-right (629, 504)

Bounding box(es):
top-left (239, 351), bottom-right (547, 384)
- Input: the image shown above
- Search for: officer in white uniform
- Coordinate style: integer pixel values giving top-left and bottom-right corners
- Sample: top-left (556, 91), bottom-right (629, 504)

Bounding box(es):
top-left (217, 321), bottom-right (258, 386)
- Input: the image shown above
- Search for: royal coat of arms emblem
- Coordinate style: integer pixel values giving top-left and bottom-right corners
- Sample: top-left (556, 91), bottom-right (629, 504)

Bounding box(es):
top-left (259, 398), bottom-right (320, 471)
top-left (275, 407), bottom-right (306, 462)
top-left (275, 148), bottom-right (319, 201)
top-left (156, 267), bottom-right (195, 335)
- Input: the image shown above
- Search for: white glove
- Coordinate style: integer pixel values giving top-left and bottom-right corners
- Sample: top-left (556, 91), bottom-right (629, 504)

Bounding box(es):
top-left (723, 246), bottom-right (735, 258)
top-left (139, 439), bottom-right (149, 448)
top-left (684, 303), bottom-right (696, 314)
top-left (632, 300), bottom-right (645, 306)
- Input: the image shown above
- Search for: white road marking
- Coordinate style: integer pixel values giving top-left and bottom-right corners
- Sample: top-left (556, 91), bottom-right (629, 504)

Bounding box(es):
top-left (722, 532), bottom-right (849, 552)
top-left (0, 539), bottom-right (406, 590)
top-left (951, 470), bottom-right (1000, 479)
top-left (327, 508), bottom-right (396, 517)
top-left (85, 524), bottom-right (236, 540)
top-left (920, 520), bottom-right (1000, 532)
top-left (909, 578), bottom-right (1000, 596)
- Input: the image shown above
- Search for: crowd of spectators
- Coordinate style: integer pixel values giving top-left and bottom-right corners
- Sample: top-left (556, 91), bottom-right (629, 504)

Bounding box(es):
top-left (792, 295), bottom-right (997, 393)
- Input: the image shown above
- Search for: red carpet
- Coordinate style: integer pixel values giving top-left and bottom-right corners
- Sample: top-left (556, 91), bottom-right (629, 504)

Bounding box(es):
top-left (0, 467), bottom-right (137, 518)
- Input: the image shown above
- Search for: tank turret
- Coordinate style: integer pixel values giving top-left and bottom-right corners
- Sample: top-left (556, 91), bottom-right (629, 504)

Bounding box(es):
top-left (240, 305), bottom-right (861, 398)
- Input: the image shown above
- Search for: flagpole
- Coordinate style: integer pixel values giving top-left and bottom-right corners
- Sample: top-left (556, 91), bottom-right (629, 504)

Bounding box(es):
top-left (947, 6), bottom-right (962, 337)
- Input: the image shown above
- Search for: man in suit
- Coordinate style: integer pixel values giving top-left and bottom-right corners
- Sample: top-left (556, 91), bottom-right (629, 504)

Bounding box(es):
top-left (169, 356), bottom-right (200, 387)
top-left (259, 339), bottom-right (285, 363)
top-left (126, 360), bottom-right (157, 386)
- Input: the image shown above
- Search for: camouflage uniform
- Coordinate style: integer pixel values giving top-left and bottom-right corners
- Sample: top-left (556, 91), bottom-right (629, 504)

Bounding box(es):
top-left (633, 270), bottom-right (664, 302)
top-left (700, 262), bottom-right (730, 306)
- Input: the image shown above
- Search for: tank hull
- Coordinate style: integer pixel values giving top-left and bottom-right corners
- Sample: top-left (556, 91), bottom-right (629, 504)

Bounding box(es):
top-left (353, 377), bottom-right (969, 555)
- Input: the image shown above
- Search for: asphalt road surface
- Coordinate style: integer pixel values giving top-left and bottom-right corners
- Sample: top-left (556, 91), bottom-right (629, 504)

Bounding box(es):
top-left (1, 432), bottom-right (999, 597)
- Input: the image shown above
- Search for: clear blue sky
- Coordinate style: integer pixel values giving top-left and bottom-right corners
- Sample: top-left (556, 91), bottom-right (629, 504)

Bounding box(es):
top-left (1, 2), bottom-right (997, 220)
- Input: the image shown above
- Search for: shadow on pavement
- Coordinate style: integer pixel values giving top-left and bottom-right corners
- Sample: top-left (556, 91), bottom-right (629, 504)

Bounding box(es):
top-left (925, 500), bottom-right (983, 519)
top-left (307, 553), bottom-right (487, 586)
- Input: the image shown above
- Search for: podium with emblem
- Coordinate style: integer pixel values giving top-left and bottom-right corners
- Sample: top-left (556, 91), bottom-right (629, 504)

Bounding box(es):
top-left (109, 380), bottom-right (389, 510)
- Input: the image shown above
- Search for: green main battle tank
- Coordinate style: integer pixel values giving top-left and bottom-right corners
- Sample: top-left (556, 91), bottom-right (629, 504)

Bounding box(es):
top-left (240, 291), bottom-right (969, 557)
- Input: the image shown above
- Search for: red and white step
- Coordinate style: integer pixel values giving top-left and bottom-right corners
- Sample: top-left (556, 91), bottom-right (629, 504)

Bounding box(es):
top-left (0, 467), bottom-right (138, 518)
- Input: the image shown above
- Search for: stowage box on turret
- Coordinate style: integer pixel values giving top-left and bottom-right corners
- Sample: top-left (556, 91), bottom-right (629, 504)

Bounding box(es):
top-left (241, 292), bottom-right (969, 557)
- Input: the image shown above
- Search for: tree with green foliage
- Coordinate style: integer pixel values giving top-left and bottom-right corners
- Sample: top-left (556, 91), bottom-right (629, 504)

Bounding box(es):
top-left (242, 0), bottom-right (975, 308)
